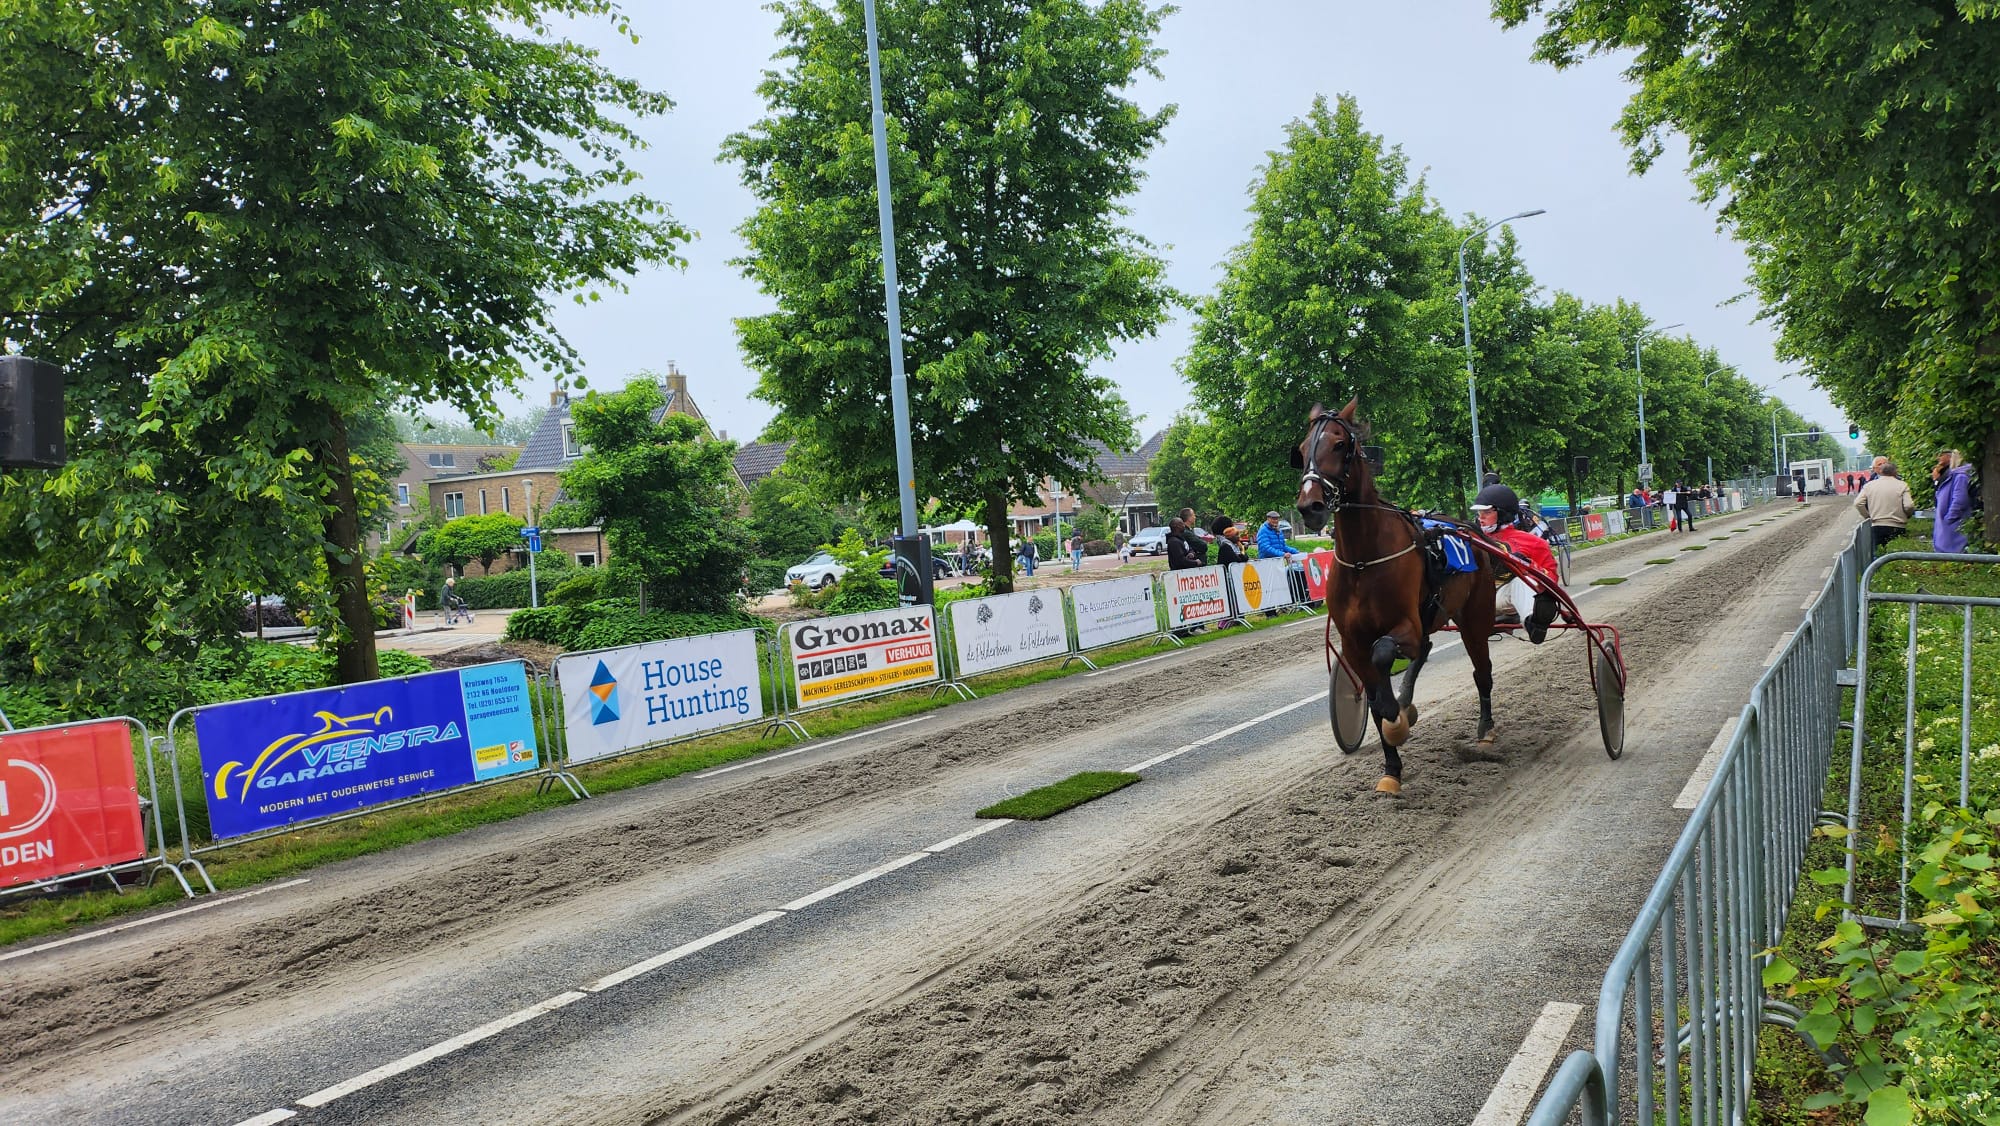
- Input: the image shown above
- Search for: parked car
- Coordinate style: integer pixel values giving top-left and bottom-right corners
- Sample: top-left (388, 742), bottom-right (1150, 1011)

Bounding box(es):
top-left (785, 551), bottom-right (848, 590)
top-left (1126, 525), bottom-right (1172, 555)
top-left (879, 555), bottom-right (957, 580)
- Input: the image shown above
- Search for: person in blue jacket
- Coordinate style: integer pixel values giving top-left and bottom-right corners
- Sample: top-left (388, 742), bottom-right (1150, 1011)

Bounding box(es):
top-left (1932, 450), bottom-right (1975, 554)
top-left (1257, 510), bottom-right (1307, 611)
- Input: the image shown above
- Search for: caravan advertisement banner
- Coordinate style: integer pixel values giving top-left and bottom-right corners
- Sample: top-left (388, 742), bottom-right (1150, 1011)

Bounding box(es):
top-left (1069, 574), bottom-right (1159, 651)
top-left (949, 590), bottom-right (1071, 677)
top-left (556, 630), bottom-right (765, 765)
top-left (193, 663), bottom-right (540, 841)
top-left (785, 607), bottom-right (940, 708)
top-left (1164, 565), bottom-right (1231, 629)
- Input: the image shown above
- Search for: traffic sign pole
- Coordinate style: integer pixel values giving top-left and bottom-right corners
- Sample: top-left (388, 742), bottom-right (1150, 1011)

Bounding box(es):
top-left (521, 526), bottom-right (542, 609)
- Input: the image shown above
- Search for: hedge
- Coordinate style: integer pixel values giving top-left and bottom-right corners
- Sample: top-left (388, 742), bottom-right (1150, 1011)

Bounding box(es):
top-left (504, 599), bottom-right (774, 652)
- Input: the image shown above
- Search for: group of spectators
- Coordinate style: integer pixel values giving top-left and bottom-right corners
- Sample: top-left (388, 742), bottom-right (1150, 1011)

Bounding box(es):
top-left (1628, 482), bottom-right (1720, 531)
top-left (1163, 506), bottom-right (1307, 574)
top-left (1853, 451), bottom-right (1982, 555)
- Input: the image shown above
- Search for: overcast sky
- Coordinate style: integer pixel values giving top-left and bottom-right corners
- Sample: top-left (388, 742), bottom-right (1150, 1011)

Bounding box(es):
top-left (513, 1), bottom-right (1848, 453)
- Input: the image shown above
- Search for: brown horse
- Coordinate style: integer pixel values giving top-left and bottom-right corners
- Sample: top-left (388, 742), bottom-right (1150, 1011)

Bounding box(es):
top-left (1291, 399), bottom-right (1498, 793)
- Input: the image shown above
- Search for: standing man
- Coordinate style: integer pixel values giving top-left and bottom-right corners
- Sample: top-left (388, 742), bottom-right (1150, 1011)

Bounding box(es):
top-left (1069, 528), bottom-right (1086, 572)
top-left (1674, 481), bottom-right (1696, 532)
top-left (1017, 530), bottom-right (1037, 577)
top-left (1176, 507), bottom-right (1210, 568)
top-left (1166, 517), bottom-right (1198, 571)
top-left (1854, 461), bottom-right (1916, 554)
top-left (1257, 510), bottom-right (1307, 610)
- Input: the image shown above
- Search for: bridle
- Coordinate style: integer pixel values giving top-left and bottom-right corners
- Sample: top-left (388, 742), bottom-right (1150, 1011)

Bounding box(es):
top-left (1298, 414), bottom-right (1419, 572)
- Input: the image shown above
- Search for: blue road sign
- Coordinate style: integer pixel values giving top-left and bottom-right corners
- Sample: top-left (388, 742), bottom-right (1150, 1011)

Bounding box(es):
top-left (522, 526), bottom-right (542, 553)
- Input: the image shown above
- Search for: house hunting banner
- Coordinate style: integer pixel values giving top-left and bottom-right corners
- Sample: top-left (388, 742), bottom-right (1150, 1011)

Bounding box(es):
top-left (555, 630), bottom-right (764, 764)
top-left (785, 607), bottom-right (940, 708)
top-left (948, 590), bottom-right (1071, 678)
top-left (193, 663), bottom-right (540, 840)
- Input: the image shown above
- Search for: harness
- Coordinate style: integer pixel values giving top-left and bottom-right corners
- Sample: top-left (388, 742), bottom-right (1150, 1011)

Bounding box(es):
top-left (1298, 419), bottom-right (1464, 627)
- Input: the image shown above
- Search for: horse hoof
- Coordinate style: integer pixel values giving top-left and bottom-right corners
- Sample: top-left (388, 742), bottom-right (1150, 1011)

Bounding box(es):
top-left (1375, 776), bottom-right (1402, 795)
top-left (1477, 729), bottom-right (1499, 747)
top-left (1379, 715), bottom-right (1410, 746)
top-left (1402, 704), bottom-right (1419, 729)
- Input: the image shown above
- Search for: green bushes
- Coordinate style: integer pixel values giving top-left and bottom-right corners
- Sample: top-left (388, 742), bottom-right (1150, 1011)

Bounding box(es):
top-left (1085, 539), bottom-right (1114, 556)
top-left (0, 683), bottom-right (67, 729)
top-left (503, 599), bottom-right (773, 652)
top-left (546, 570), bottom-right (605, 606)
top-left (454, 557), bottom-right (573, 610)
top-left (187, 642), bottom-right (436, 707)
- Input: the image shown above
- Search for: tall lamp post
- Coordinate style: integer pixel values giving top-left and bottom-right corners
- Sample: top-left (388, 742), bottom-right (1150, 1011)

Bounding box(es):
top-left (1457, 208), bottom-right (1546, 487)
top-left (1700, 366), bottom-right (1730, 487)
top-left (1634, 322), bottom-right (1684, 481)
top-left (862, 0), bottom-right (920, 541)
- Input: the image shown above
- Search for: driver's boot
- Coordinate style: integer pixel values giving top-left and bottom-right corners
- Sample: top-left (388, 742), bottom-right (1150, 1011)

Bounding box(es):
top-left (1524, 592), bottom-right (1560, 645)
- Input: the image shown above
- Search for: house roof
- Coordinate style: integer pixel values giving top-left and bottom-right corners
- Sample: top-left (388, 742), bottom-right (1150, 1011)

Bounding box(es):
top-left (516, 370), bottom-right (716, 473)
top-left (732, 441), bottom-right (792, 488)
top-left (1084, 428), bottom-right (1167, 479)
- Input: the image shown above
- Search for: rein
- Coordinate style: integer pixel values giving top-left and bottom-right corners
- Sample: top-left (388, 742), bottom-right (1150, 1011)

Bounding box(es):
top-left (1299, 414), bottom-right (1425, 572)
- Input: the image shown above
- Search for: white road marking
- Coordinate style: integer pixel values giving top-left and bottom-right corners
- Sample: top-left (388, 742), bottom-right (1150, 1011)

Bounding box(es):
top-left (583, 911), bottom-right (788, 993)
top-left (1083, 651), bottom-right (1175, 678)
top-left (1470, 1001), bottom-right (1585, 1126)
top-left (1121, 692), bottom-right (1329, 773)
top-left (1801, 594), bottom-right (1819, 611)
top-left (923, 819), bottom-right (1014, 853)
top-left (0, 879), bottom-right (312, 965)
top-left (295, 990), bottom-right (588, 1107)
top-left (1763, 632), bottom-right (1795, 667)
top-left (228, 1110), bottom-right (296, 1126)
top-left (694, 717), bottom-right (931, 778)
top-left (780, 854), bottom-right (929, 912)
top-left (1674, 718), bottom-right (1740, 811)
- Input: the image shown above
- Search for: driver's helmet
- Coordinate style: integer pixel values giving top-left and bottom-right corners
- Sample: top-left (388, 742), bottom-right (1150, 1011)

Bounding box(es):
top-left (1473, 481), bottom-right (1520, 523)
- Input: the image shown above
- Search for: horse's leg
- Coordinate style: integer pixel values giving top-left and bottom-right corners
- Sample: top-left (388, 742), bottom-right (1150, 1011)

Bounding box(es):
top-left (1454, 576), bottom-right (1499, 745)
top-left (1368, 633), bottom-right (1418, 794)
top-left (1395, 635), bottom-right (1433, 729)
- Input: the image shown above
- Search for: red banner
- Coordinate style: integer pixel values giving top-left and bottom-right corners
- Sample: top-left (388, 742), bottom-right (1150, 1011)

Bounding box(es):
top-left (1, 721), bottom-right (146, 890)
top-left (1302, 550), bottom-right (1337, 602)
top-left (1583, 514), bottom-right (1607, 541)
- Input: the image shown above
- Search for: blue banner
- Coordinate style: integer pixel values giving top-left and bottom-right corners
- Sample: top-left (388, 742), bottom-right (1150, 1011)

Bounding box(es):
top-left (194, 663), bottom-right (540, 840)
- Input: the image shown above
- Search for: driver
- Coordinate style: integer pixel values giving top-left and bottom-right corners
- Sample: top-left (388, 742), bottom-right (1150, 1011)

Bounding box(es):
top-left (1473, 500), bottom-right (1563, 645)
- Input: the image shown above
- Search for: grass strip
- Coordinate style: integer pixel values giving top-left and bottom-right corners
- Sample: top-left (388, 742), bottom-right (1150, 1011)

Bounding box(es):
top-left (1646, 558), bottom-right (1675, 565)
top-left (1590, 576), bottom-right (1628, 586)
top-left (977, 772), bottom-right (1140, 820)
top-left (1681, 545), bottom-right (1707, 551)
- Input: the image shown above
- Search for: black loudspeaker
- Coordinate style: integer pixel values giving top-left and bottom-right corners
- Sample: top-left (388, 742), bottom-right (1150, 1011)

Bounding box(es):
top-left (891, 534), bottom-right (935, 607)
top-left (1572, 456), bottom-right (1591, 477)
top-left (0, 356), bottom-right (65, 469)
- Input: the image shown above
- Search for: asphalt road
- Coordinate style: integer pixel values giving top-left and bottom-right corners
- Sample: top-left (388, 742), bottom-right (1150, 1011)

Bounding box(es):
top-left (0, 499), bottom-right (1852, 1126)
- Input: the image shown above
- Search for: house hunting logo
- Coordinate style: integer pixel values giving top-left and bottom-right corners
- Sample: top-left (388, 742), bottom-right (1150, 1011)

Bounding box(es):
top-left (211, 707), bottom-right (463, 801)
top-left (589, 661), bottom-right (621, 725)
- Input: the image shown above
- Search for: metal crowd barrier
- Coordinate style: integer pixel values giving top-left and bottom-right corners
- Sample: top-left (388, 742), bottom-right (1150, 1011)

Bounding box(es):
top-left (0, 715), bottom-right (195, 901)
top-left (1841, 550), bottom-right (2000, 930)
top-left (1527, 520), bottom-right (1871, 1126)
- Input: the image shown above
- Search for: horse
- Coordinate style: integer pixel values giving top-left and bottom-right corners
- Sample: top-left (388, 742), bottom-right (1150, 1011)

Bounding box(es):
top-left (1291, 399), bottom-right (1499, 794)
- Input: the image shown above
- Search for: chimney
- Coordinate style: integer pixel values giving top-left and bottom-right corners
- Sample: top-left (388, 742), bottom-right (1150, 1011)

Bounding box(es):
top-left (663, 360), bottom-right (688, 400)
top-left (549, 389), bottom-right (563, 407)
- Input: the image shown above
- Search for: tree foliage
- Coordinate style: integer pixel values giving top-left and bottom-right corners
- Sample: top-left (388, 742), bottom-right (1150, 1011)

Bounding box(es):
top-left (1148, 414), bottom-right (1213, 523)
top-left (748, 468), bottom-right (860, 566)
top-left (725, 0), bottom-right (1177, 592)
top-left (0, 0), bottom-right (686, 707)
top-left (559, 380), bottom-right (753, 614)
top-left (419, 514), bottom-right (527, 575)
top-left (1496, 0), bottom-right (2000, 540)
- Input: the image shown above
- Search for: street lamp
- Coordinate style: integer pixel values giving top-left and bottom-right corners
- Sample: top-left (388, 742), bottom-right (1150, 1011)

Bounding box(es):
top-left (1701, 366), bottom-right (1730, 487)
top-left (1458, 208), bottom-right (1546, 487)
top-left (1634, 322), bottom-right (1684, 482)
top-left (862, 0), bottom-right (920, 542)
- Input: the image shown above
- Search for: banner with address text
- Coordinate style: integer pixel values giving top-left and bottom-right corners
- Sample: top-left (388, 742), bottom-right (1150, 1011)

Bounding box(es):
top-left (785, 607), bottom-right (940, 709)
top-left (949, 590), bottom-right (1071, 678)
top-left (2, 720), bottom-right (147, 890)
top-left (1163, 565), bottom-right (1231, 629)
top-left (556, 630), bottom-right (765, 765)
top-left (1069, 574), bottom-right (1160, 651)
top-left (193, 663), bottom-right (540, 841)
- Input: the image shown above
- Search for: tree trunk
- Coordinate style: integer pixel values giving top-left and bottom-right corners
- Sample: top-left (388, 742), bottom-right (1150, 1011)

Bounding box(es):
top-left (1983, 422), bottom-right (2000, 545)
top-left (984, 493), bottom-right (1014, 594)
top-left (322, 410), bottom-right (380, 684)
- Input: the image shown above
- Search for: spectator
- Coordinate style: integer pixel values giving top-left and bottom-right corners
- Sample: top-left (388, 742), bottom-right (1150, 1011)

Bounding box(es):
top-left (1854, 460), bottom-right (1916, 555)
top-left (1933, 450), bottom-right (1975, 554)
top-left (1176, 509), bottom-right (1210, 568)
top-left (1869, 455), bottom-right (1888, 481)
top-left (1017, 532), bottom-right (1037, 577)
top-left (1166, 516), bottom-right (1199, 571)
top-left (1114, 529), bottom-right (1130, 565)
top-left (1674, 481), bottom-right (1696, 532)
top-left (1256, 510), bottom-right (1307, 609)
top-left (1212, 517), bottom-right (1246, 567)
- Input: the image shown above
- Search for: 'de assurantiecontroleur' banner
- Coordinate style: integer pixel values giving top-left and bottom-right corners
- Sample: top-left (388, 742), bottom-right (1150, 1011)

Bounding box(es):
top-left (194, 663), bottom-right (540, 840)
top-left (554, 629), bottom-right (764, 765)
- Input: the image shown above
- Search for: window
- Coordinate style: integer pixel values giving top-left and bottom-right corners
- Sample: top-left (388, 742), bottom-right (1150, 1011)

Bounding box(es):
top-left (443, 492), bottom-right (465, 518)
top-left (478, 489), bottom-right (488, 515)
top-left (396, 483), bottom-right (410, 506)
top-left (575, 552), bottom-right (598, 568)
top-left (561, 420), bottom-right (583, 459)
top-left (501, 487), bottom-right (510, 514)
top-left (426, 452), bottom-right (457, 469)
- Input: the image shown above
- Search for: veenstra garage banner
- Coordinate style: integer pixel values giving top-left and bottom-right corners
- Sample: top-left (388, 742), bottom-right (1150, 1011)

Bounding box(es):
top-left (194, 663), bottom-right (541, 840)
top-left (1, 720), bottom-right (147, 891)
top-left (1069, 574), bottom-right (1160, 652)
top-left (949, 590), bottom-right (1071, 678)
top-left (555, 630), bottom-right (764, 765)
top-left (785, 607), bottom-right (939, 708)
top-left (1229, 557), bottom-right (1298, 614)
top-left (1163, 564), bottom-right (1231, 629)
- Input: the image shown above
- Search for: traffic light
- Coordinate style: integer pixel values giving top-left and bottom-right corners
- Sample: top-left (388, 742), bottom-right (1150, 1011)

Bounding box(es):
top-left (1807, 427), bottom-right (1819, 443)
top-left (1848, 423), bottom-right (1860, 440)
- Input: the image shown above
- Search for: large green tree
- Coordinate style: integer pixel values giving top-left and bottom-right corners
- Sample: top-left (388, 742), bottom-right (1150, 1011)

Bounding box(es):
top-left (1148, 414), bottom-right (1214, 525)
top-left (725, 0), bottom-right (1176, 591)
top-left (1497, 0), bottom-right (2000, 542)
top-left (0, 1), bottom-right (685, 706)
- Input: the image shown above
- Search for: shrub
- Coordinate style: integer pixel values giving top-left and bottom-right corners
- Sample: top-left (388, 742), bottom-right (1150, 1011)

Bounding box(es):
top-left (1085, 539), bottom-right (1114, 556)
top-left (744, 558), bottom-right (790, 595)
top-left (1033, 530), bottom-right (1057, 561)
top-left (186, 641), bottom-right (436, 708)
top-left (0, 683), bottom-right (67, 729)
top-left (818, 583), bottom-right (899, 616)
top-left (547, 570), bottom-right (604, 607)
top-left (573, 608), bottom-right (772, 652)
top-left (504, 605), bottom-right (590, 649)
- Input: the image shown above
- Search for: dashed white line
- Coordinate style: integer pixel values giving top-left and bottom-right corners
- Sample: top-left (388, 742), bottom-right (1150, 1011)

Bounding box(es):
top-left (780, 854), bottom-right (929, 912)
top-left (583, 911), bottom-right (788, 994)
top-left (228, 1110), bottom-right (297, 1126)
top-left (1083, 652), bottom-right (1175, 678)
top-left (0, 879), bottom-right (312, 965)
top-left (924, 819), bottom-right (1014, 853)
top-left (1470, 1001), bottom-right (1584, 1126)
top-left (694, 717), bottom-right (931, 778)
top-left (295, 990), bottom-right (588, 1107)
top-left (1675, 718), bottom-right (1740, 810)
top-left (1121, 691), bottom-right (1328, 773)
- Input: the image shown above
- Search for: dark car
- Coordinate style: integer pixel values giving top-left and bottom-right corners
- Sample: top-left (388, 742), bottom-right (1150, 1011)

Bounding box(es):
top-left (879, 555), bottom-right (957, 581)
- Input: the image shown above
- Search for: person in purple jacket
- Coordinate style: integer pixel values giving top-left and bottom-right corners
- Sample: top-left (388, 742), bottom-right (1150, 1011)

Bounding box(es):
top-left (1932, 450), bottom-right (1975, 554)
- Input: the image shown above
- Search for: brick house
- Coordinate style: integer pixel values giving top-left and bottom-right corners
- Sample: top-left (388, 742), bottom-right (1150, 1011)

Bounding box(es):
top-left (380, 441), bottom-right (519, 550)
top-left (1004, 430), bottom-right (1166, 540)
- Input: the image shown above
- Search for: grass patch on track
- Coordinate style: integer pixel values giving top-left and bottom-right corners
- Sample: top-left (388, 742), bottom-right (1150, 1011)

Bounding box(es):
top-left (1589, 576), bottom-right (1627, 586)
top-left (1681, 545), bottom-right (1707, 551)
top-left (1645, 558), bottom-right (1674, 565)
top-left (977, 772), bottom-right (1140, 820)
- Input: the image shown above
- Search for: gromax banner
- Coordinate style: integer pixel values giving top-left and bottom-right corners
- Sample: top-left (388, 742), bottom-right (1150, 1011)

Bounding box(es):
top-left (193, 662), bottom-right (540, 840)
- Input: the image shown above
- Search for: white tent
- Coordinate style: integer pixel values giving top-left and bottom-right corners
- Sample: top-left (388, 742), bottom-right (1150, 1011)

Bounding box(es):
top-left (924, 519), bottom-right (983, 534)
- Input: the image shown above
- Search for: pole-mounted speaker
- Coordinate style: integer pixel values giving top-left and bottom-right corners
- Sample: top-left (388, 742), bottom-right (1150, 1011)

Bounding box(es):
top-left (1571, 456), bottom-right (1591, 477)
top-left (0, 356), bottom-right (65, 469)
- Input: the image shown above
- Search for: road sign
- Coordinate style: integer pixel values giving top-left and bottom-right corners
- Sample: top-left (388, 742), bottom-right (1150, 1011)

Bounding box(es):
top-left (521, 526), bottom-right (542, 553)
top-left (1637, 462), bottom-right (1654, 484)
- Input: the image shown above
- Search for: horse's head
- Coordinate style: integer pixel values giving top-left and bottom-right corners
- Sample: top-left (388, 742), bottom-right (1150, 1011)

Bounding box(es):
top-left (1292, 398), bottom-right (1365, 533)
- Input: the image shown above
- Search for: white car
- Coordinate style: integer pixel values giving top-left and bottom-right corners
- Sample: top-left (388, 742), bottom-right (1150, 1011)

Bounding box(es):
top-left (785, 551), bottom-right (848, 590)
top-left (1126, 526), bottom-right (1172, 555)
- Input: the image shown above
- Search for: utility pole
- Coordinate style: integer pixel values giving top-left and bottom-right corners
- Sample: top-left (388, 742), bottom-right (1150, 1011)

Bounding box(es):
top-left (862, 0), bottom-right (919, 539)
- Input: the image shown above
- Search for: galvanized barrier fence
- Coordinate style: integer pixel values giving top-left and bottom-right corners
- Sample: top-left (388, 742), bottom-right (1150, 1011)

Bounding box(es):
top-left (1841, 550), bottom-right (2000, 930)
top-left (1527, 520), bottom-right (1870, 1126)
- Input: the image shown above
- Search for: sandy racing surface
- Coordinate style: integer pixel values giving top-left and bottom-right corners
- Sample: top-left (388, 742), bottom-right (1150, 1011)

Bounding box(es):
top-left (0, 501), bottom-right (1849, 1126)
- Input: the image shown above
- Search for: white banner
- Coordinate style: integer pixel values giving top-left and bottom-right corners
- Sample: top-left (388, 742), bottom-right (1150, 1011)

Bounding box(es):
top-left (949, 589), bottom-right (1071, 678)
top-left (1163, 565), bottom-right (1231, 629)
top-left (1605, 510), bottom-right (1627, 535)
top-left (1069, 574), bottom-right (1160, 652)
top-left (785, 606), bottom-right (940, 709)
top-left (556, 630), bottom-right (764, 764)
top-left (1229, 557), bottom-right (1297, 614)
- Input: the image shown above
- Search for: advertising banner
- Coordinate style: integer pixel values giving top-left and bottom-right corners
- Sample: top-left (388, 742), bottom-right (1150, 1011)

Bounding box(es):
top-left (785, 607), bottom-right (939, 708)
top-left (1583, 514), bottom-right (1607, 541)
top-left (194, 663), bottom-right (540, 841)
top-left (1069, 574), bottom-right (1161, 652)
top-left (949, 590), bottom-right (1071, 678)
top-left (2, 721), bottom-right (146, 891)
top-left (1163, 565), bottom-right (1231, 629)
top-left (1606, 510), bottom-right (1627, 535)
top-left (1230, 557), bottom-right (1298, 614)
top-left (556, 630), bottom-right (765, 765)
top-left (1302, 550), bottom-right (1338, 602)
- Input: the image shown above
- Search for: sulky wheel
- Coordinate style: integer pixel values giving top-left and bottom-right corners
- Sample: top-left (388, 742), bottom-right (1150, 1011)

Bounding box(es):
top-left (1591, 633), bottom-right (1626, 760)
top-left (1329, 654), bottom-right (1369, 755)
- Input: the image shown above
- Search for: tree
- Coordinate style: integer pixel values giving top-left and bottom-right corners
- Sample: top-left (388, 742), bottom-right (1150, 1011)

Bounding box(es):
top-left (749, 468), bottom-right (859, 565)
top-left (1149, 414), bottom-right (1214, 524)
top-left (725, 0), bottom-right (1177, 592)
top-left (559, 380), bottom-right (754, 614)
top-left (1497, 0), bottom-right (2000, 542)
top-left (420, 514), bottom-right (527, 576)
top-left (1182, 95), bottom-right (1461, 519)
top-left (0, 2), bottom-right (686, 705)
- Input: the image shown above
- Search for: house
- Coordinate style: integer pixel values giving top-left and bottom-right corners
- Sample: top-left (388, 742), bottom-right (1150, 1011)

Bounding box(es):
top-left (380, 441), bottom-right (520, 550)
top-left (1006, 430), bottom-right (1167, 539)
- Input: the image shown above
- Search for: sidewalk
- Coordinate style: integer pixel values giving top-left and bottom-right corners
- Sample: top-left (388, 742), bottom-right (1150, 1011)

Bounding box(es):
top-left (376, 608), bottom-right (517, 656)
